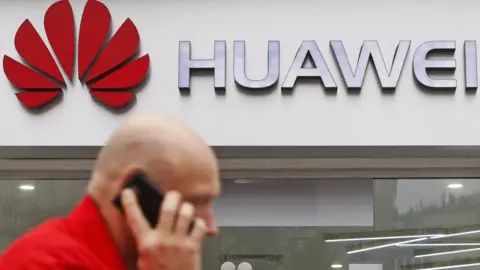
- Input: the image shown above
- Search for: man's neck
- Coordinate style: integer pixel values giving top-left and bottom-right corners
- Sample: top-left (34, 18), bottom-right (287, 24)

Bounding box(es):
top-left (94, 196), bottom-right (138, 269)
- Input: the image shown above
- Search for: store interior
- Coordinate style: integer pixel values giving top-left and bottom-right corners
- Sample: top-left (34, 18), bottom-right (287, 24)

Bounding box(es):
top-left (1, 146), bottom-right (480, 270)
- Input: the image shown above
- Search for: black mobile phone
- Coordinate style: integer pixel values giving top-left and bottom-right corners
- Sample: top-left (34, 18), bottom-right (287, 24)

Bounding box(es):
top-left (113, 171), bottom-right (164, 227)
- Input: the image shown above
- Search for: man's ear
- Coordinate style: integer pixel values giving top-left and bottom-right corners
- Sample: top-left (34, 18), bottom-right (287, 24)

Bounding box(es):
top-left (113, 168), bottom-right (141, 206)
top-left (120, 168), bottom-right (139, 187)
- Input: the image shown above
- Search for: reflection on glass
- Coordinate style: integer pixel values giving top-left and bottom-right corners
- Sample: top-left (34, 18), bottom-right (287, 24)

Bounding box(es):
top-left (0, 180), bottom-right (88, 252)
top-left (204, 179), bottom-right (480, 270)
top-left (2, 179), bottom-right (480, 270)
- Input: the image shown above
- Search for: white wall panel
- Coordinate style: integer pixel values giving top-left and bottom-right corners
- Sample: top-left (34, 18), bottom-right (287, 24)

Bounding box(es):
top-left (215, 179), bottom-right (373, 226)
top-left (0, 1), bottom-right (479, 146)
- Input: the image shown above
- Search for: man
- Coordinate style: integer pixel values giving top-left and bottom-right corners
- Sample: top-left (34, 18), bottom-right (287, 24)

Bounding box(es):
top-left (0, 114), bottom-right (221, 269)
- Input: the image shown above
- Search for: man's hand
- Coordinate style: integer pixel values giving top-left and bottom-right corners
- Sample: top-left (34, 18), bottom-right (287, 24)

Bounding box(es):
top-left (121, 189), bottom-right (206, 270)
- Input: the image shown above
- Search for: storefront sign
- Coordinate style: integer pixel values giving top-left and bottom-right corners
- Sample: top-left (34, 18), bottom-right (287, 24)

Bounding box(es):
top-left (3, 0), bottom-right (150, 110)
top-left (178, 40), bottom-right (477, 93)
top-left (3, 0), bottom-right (477, 110)
top-left (2, 0), bottom-right (480, 147)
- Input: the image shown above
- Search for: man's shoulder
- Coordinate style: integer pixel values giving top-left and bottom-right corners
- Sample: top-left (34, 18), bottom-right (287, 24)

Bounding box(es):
top-left (0, 218), bottom-right (93, 268)
top-left (11, 218), bottom-right (74, 248)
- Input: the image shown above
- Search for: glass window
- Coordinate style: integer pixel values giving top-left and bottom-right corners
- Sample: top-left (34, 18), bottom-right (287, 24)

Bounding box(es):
top-left (2, 178), bottom-right (480, 270)
top-left (203, 179), bottom-right (480, 270)
top-left (0, 180), bottom-right (88, 252)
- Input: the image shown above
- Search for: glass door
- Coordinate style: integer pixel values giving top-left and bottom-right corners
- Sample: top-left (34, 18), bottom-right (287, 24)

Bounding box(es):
top-left (2, 177), bottom-right (480, 270)
top-left (203, 178), bottom-right (480, 270)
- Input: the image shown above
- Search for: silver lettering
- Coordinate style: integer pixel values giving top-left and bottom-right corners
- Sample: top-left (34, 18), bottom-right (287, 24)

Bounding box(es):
top-left (178, 41), bottom-right (227, 92)
top-left (234, 40), bottom-right (280, 90)
top-left (281, 40), bottom-right (337, 91)
top-left (330, 40), bottom-right (410, 91)
top-left (465, 40), bottom-right (478, 91)
top-left (413, 41), bottom-right (456, 91)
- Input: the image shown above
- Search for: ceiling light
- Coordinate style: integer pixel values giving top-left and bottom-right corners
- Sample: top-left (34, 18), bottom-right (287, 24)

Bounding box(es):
top-left (234, 179), bottom-right (252, 184)
top-left (347, 237), bottom-right (428, 254)
top-left (18, 185), bottom-right (34, 191)
top-left (342, 229), bottom-right (480, 254)
top-left (431, 229), bottom-right (480, 239)
top-left (331, 264), bottom-right (343, 269)
top-left (447, 183), bottom-right (463, 189)
top-left (398, 243), bottom-right (480, 247)
top-left (415, 247), bottom-right (480, 258)
top-left (325, 234), bottom-right (443, 243)
top-left (415, 262), bottom-right (480, 270)
top-left (396, 229), bottom-right (480, 247)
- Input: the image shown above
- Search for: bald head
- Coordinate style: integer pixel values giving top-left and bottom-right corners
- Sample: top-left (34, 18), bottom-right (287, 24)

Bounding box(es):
top-left (85, 114), bottom-right (220, 265)
top-left (88, 114), bottom-right (219, 204)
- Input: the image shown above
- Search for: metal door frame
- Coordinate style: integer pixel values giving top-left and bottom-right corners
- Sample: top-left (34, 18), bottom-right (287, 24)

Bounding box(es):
top-left (1, 146), bottom-right (480, 179)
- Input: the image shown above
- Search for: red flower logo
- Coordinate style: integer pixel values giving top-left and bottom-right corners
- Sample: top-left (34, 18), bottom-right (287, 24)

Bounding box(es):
top-left (3, 0), bottom-right (150, 109)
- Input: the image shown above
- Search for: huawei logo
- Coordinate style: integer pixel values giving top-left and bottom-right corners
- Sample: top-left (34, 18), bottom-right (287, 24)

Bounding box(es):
top-left (3, 0), bottom-right (150, 110)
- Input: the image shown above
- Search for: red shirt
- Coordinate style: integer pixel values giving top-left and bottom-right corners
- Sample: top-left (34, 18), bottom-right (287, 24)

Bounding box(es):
top-left (0, 195), bottom-right (127, 270)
